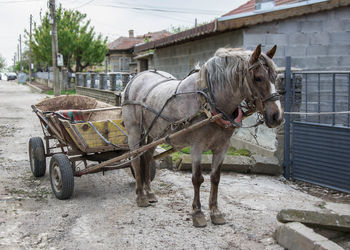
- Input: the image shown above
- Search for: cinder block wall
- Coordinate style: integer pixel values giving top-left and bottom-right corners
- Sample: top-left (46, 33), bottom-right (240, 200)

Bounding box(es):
top-left (243, 6), bottom-right (350, 70)
top-left (152, 30), bottom-right (243, 79)
top-left (152, 6), bottom-right (349, 79)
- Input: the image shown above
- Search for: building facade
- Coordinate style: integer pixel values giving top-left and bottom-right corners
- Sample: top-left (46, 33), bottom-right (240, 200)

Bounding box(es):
top-left (134, 0), bottom-right (350, 79)
top-left (107, 30), bottom-right (172, 74)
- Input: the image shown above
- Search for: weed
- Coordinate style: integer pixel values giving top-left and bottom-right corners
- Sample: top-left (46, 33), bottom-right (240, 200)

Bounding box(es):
top-left (44, 89), bottom-right (76, 95)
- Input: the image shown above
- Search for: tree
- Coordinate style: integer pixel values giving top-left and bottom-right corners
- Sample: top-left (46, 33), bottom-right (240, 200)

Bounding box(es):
top-left (29, 5), bottom-right (107, 72)
top-left (14, 50), bottom-right (30, 73)
top-left (0, 54), bottom-right (5, 70)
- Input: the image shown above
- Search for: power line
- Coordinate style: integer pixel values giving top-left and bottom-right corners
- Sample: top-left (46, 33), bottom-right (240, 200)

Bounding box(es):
top-left (74, 0), bottom-right (95, 9)
top-left (0, 0), bottom-right (41, 4)
top-left (96, 3), bottom-right (223, 15)
top-left (112, 1), bottom-right (224, 15)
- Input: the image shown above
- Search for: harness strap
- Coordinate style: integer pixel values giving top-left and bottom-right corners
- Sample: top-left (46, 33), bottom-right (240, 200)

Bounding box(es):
top-left (123, 70), bottom-right (172, 102)
top-left (142, 78), bottom-right (175, 102)
top-left (122, 100), bottom-right (174, 123)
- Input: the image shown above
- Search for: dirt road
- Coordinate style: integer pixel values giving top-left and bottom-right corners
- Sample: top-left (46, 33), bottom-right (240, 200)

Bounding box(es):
top-left (0, 80), bottom-right (349, 250)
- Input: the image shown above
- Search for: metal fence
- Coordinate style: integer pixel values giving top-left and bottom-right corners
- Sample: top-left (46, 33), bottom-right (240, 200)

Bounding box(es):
top-left (284, 57), bottom-right (350, 193)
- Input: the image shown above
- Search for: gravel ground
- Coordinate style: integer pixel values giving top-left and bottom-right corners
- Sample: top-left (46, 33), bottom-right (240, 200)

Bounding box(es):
top-left (0, 80), bottom-right (349, 250)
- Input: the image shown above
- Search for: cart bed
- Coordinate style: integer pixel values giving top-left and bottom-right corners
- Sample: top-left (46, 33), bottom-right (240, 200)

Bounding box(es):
top-left (33, 95), bottom-right (128, 154)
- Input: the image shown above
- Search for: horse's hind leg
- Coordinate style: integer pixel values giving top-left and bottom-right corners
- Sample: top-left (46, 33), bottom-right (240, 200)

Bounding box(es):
top-left (209, 148), bottom-right (229, 225)
top-left (127, 125), bottom-right (150, 207)
top-left (191, 146), bottom-right (207, 227)
top-left (141, 147), bottom-right (158, 203)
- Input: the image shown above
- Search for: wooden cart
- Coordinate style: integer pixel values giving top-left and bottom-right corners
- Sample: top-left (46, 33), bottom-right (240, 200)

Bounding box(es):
top-left (29, 95), bottom-right (221, 200)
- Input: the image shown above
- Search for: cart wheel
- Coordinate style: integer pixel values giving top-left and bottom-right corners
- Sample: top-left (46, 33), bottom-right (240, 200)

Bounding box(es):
top-left (129, 159), bottom-right (157, 182)
top-left (28, 137), bottom-right (46, 177)
top-left (49, 154), bottom-right (74, 200)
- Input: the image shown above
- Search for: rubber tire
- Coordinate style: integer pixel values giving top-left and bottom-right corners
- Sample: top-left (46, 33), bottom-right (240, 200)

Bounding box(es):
top-left (29, 137), bottom-right (46, 177)
top-left (49, 154), bottom-right (74, 200)
top-left (130, 158), bottom-right (157, 182)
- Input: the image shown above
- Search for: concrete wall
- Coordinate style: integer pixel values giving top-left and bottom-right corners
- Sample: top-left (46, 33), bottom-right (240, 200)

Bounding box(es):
top-left (152, 30), bottom-right (243, 79)
top-left (76, 86), bottom-right (122, 106)
top-left (34, 71), bottom-right (73, 89)
top-left (243, 6), bottom-right (350, 70)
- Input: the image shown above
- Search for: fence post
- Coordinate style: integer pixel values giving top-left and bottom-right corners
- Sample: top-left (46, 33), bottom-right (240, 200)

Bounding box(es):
top-left (90, 73), bottom-right (96, 88)
top-left (99, 73), bottom-right (105, 89)
top-left (122, 73), bottom-right (129, 89)
top-left (75, 73), bottom-right (80, 87)
top-left (109, 73), bottom-right (116, 91)
top-left (284, 56), bottom-right (291, 179)
top-left (82, 73), bottom-right (87, 87)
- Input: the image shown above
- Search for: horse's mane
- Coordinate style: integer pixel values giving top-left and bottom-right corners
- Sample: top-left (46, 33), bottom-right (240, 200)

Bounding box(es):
top-left (198, 47), bottom-right (276, 92)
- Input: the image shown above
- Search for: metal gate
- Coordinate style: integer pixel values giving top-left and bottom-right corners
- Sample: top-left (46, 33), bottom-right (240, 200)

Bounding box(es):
top-left (284, 57), bottom-right (350, 193)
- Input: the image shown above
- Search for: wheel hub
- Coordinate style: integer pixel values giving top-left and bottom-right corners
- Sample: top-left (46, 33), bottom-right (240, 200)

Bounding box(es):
top-left (52, 164), bottom-right (62, 192)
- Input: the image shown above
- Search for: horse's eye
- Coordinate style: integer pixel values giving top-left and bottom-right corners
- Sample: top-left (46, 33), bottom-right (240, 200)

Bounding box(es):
top-left (255, 77), bottom-right (262, 82)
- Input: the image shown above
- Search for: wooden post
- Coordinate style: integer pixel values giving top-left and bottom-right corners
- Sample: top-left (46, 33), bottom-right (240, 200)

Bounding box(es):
top-left (29, 14), bottom-right (33, 84)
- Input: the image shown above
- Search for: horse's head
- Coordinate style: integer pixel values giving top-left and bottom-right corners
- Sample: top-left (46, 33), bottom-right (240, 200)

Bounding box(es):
top-left (245, 44), bottom-right (283, 128)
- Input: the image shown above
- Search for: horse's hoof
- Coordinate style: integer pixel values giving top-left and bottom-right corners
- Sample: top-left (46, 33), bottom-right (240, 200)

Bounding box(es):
top-left (136, 196), bottom-right (150, 207)
top-left (192, 211), bottom-right (207, 228)
top-left (147, 193), bottom-right (158, 203)
top-left (210, 213), bottom-right (226, 225)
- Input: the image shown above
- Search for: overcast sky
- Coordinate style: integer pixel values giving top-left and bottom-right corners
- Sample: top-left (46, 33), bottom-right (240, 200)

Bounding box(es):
top-left (0, 0), bottom-right (248, 67)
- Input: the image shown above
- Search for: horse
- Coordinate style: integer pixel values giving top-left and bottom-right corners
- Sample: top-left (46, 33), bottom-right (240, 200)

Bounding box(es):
top-left (121, 44), bottom-right (283, 227)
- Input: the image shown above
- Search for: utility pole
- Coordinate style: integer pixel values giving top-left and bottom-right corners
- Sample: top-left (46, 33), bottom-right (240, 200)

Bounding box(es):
top-left (17, 44), bottom-right (19, 62)
top-left (18, 35), bottom-right (22, 61)
top-left (29, 14), bottom-right (33, 84)
top-left (49, 0), bottom-right (60, 96)
top-left (13, 53), bottom-right (16, 71)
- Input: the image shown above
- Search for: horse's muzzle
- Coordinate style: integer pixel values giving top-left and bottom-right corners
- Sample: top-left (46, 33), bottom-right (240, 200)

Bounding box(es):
top-left (264, 110), bottom-right (284, 128)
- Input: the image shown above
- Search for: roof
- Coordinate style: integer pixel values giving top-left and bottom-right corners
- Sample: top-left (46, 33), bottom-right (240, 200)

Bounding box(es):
top-left (108, 30), bottom-right (172, 51)
top-left (134, 0), bottom-right (348, 53)
top-left (108, 37), bottom-right (143, 51)
top-left (222, 0), bottom-right (301, 16)
top-left (135, 22), bottom-right (216, 53)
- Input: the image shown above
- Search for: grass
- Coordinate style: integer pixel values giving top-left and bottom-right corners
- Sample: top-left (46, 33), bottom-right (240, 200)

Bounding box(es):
top-left (44, 89), bottom-right (76, 95)
top-left (159, 144), bottom-right (251, 162)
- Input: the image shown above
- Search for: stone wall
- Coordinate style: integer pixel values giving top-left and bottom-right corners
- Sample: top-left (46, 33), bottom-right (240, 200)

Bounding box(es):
top-left (152, 30), bottom-right (243, 79)
top-left (243, 6), bottom-right (350, 71)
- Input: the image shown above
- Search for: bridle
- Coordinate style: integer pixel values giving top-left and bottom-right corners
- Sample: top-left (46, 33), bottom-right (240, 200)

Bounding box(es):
top-left (242, 60), bottom-right (281, 114)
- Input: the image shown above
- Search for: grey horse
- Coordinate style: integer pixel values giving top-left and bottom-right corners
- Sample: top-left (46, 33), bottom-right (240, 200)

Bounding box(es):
top-left (122, 44), bottom-right (283, 227)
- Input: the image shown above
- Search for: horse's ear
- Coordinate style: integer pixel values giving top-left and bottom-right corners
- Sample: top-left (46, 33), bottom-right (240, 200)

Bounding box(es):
top-left (266, 45), bottom-right (277, 59)
top-left (250, 44), bottom-right (261, 65)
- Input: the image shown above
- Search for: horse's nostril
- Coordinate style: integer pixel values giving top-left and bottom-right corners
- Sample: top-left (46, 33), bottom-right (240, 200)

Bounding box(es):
top-left (273, 112), bottom-right (279, 121)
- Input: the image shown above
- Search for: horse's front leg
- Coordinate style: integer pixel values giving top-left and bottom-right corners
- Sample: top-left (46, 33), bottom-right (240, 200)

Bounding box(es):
top-left (210, 148), bottom-right (229, 225)
top-left (191, 146), bottom-right (207, 227)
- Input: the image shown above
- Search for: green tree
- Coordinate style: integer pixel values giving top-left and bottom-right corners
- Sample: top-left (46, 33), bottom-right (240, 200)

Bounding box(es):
top-left (0, 54), bottom-right (6, 70)
top-left (13, 50), bottom-right (30, 73)
top-left (29, 5), bottom-right (107, 72)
